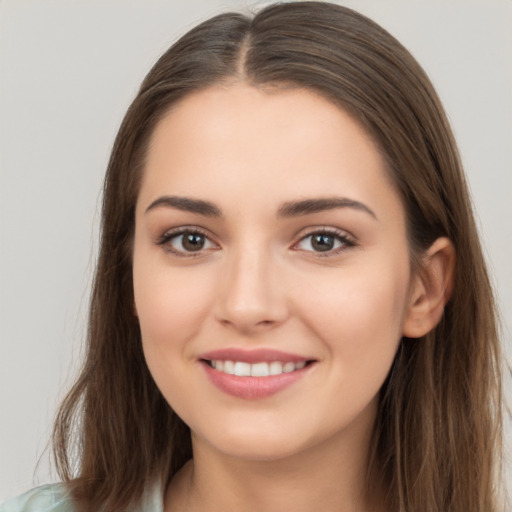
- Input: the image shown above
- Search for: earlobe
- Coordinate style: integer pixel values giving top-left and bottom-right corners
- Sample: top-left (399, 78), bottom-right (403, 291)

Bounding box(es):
top-left (402, 237), bottom-right (456, 338)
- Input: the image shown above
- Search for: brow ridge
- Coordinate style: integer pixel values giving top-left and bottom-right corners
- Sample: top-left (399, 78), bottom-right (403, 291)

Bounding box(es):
top-left (277, 197), bottom-right (377, 219)
top-left (145, 195), bottom-right (222, 217)
top-left (145, 195), bottom-right (376, 220)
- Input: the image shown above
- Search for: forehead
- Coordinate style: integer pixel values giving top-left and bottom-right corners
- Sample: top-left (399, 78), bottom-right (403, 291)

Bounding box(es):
top-left (138, 83), bottom-right (403, 224)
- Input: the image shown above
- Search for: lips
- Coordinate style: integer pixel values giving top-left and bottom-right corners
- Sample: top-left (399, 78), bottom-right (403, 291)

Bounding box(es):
top-left (198, 348), bottom-right (315, 399)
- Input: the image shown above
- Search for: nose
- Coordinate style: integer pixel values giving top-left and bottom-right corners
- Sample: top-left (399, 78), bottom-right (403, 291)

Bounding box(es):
top-left (214, 245), bottom-right (289, 334)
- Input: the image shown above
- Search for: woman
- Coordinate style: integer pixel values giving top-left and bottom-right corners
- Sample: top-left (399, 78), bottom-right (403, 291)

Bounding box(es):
top-left (2, 2), bottom-right (503, 511)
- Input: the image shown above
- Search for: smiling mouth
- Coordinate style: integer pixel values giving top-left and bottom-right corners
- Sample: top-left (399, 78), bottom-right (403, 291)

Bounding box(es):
top-left (202, 359), bottom-right (314, 377)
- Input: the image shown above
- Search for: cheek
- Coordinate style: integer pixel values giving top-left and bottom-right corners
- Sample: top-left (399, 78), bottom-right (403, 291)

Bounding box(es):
top-left (297, 260), bottom-right (410, 372)
top-left (132, 256), bottom-right (218, 413)
top-left (132, 255), bottom-right (216, 357)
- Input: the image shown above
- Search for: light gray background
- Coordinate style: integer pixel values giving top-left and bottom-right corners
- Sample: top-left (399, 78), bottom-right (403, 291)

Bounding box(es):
top-left (1, 0), bottom-right (511, 503)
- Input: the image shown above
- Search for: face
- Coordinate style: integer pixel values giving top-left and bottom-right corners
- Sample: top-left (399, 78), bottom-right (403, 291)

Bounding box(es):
top-left (133, 83), bottom-right (415, 461)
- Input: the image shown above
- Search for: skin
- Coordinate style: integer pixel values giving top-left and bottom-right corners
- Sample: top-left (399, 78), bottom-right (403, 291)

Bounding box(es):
top-left (132, 83), bottom-right (454, 512)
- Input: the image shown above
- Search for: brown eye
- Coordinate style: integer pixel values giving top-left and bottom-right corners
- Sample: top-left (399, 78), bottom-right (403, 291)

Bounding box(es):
top-left (294, 230), bottom-right (355, 255)
top-left (311, 234), bottom-right (335, 252)
top-left (181, 233), bottom-right (206, 251)
top-left (158, 229), bottom-right (217, 256)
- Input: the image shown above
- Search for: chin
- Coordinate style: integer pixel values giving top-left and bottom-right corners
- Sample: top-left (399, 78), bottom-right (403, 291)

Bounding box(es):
top-left (210, 436), bottom-right (309, 462)
top-left (189, 412), bottom-right (350, 464)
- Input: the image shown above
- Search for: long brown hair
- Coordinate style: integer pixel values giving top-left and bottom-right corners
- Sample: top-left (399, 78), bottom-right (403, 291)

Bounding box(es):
top-left (52, 3), bottom-right (503, 511)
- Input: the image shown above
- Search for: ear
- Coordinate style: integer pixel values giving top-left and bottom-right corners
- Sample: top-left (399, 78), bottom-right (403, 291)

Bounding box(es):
top-left (402, 237), bottom-right (456, 338)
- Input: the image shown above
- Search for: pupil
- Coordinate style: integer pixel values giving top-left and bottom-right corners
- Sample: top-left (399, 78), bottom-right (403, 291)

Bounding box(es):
top-left (183, 234), bottom-right (204, 251)
top-left (312, 234), bottom-right (334, 252)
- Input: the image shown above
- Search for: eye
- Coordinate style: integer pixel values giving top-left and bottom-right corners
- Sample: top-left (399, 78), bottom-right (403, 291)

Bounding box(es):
top-left (158, 228), bottom-right (218, 256)
top-left (294, 229), bottom-right (355, 254)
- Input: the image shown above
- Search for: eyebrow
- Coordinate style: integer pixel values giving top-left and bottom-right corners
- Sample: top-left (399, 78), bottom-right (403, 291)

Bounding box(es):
top-left (277, 197), bottom-right (377, 219)
top-left (145, 196), bottom-right (222, 217)
top-left (145, 195), bottom-right (377, 220)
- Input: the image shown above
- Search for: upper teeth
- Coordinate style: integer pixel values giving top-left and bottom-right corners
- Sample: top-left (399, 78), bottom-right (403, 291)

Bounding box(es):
top-left (211, 360), bottom-right (306, 377)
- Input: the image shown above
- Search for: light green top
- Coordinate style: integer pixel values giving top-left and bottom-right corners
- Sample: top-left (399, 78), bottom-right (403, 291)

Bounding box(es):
top-left (1, 483), bottom-right (164, 512)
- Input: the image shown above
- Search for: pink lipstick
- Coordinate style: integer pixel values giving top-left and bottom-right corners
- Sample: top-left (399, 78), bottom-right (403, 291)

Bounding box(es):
top-left (198, 348), bottom-right (315, 400)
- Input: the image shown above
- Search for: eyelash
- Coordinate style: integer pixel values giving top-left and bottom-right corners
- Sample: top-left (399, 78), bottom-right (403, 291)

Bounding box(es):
top-left (292, 228), bottom-right (356, 256)
top-left (157, 227), bottom-right (218, 258)
top-left (156, 227), bottom-right (356, 258)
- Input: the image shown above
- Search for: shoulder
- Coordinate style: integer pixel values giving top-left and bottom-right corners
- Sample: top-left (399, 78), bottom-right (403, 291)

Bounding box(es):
top-left (1, 481), bottom-right (164, 512)
top-left (1, 484), bottom-right (75, 512)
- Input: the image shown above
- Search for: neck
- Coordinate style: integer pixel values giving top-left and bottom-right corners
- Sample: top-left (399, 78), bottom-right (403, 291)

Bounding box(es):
top-left (165, 405), bottom-right (388, 512)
